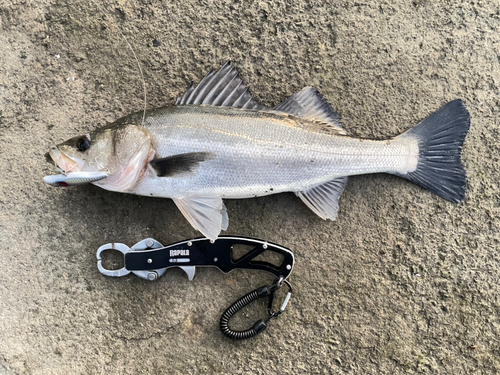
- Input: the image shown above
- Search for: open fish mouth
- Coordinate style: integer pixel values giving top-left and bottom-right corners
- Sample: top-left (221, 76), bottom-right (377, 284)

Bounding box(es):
top-left (46, 148), bottom-right (80, 174)
top-left (44, 148), bottom-right (109, 187)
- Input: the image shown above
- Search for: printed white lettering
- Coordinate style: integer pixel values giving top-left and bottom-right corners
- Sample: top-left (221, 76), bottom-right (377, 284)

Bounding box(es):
top-left (170, 249), bottom-right (190, 257)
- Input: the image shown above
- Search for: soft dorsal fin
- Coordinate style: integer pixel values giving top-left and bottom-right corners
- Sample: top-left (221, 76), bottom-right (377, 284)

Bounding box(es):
top-left (175, 61), bottom-right (268, 111)
top-left (273, 87), bottom-right (346, 134)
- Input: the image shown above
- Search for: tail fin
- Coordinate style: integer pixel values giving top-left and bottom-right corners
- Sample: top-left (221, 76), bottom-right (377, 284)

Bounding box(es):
top-left (394, 99), bottom-right (470, 203)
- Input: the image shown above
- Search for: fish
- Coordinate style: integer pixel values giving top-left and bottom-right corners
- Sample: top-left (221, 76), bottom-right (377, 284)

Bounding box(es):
top-left (45, 62), bottom-right (470, 240)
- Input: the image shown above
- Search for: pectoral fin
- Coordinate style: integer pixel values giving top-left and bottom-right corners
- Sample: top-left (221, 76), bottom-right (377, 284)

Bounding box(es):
top-left (173, 196), bottom-right (228, 240)
top-left (150, 152), bottom-right (213, 177)
top-left (296, 177), bottom-right (348, 220)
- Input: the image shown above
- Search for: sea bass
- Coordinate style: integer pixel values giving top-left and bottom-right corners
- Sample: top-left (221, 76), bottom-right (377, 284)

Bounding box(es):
top-left (45, 62), bottom-right (470, 240)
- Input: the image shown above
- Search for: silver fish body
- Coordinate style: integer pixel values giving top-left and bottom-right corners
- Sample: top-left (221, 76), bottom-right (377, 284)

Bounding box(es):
top-left (129, 105), bottom-right (418, 199)
top-left (46, 62), bottom-right (470, 239)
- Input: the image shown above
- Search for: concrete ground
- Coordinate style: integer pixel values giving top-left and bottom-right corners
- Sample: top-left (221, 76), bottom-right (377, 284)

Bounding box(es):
top-left (1, 0), bottom-right (499, 373)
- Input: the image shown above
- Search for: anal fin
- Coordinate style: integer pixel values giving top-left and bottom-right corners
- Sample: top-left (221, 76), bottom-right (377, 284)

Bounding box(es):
top-left (296, 177), bottom-right (348, 220)
top-left (173, 196), bottom-right (228, 240)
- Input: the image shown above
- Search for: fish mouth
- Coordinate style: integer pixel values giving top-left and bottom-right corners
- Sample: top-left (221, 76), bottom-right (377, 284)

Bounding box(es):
top-left (46, 147), bottom-right (81, 174)
top-left (44, 148), bottom-right (110, 187)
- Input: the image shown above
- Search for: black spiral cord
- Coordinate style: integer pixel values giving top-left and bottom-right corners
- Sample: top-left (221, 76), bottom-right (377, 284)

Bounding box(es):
top-left (220, 279), bottom-right (292, 340)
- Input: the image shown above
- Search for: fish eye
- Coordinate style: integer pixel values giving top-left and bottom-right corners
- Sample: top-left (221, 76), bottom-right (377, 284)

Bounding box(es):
top-left (76, 135), bottom-right (91, 151)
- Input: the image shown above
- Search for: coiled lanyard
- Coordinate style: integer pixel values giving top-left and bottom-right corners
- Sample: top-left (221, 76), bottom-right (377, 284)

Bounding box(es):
top-left (220, 277), bottom-right (292, 340)
top-left (97, 236), bottom-right (294, 340)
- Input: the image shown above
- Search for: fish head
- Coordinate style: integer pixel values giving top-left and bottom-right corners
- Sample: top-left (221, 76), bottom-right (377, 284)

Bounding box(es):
top-left (46, 123), bottom-right (155, 191)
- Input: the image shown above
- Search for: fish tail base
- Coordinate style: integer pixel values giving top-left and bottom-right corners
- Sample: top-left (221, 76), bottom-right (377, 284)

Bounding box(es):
top-left (393, 99), bottom-right (470, 203)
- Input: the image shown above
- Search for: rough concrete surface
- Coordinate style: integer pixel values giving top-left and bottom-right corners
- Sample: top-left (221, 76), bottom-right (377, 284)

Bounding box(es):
top-left (1, 0), bottom-right (499, 374)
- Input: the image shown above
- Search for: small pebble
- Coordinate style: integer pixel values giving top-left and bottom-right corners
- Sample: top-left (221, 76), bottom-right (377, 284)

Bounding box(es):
top-left (152, 39), bottom-right (161, 47)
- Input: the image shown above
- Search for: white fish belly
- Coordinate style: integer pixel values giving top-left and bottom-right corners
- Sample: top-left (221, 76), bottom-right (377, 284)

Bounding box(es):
top-left (130, 107), bottom-right (419, 198)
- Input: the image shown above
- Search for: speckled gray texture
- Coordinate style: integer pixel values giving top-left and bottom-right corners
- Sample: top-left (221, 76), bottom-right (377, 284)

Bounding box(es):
top-left (1, 0), bottom-right (499, 374)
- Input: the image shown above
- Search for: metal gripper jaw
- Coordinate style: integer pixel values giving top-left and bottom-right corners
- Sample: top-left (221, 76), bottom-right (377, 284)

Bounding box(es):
top-left (97, 238), bottom-right (175, 280)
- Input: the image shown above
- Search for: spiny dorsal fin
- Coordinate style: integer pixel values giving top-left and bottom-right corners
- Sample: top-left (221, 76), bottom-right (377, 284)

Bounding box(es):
top-left (175, 61), bottom-right (268, 111)
top-left (273, 87), bottom-right (346, 134)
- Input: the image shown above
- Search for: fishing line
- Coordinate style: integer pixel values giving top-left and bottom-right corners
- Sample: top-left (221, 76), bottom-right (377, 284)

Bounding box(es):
top-left (91, 0), bottom-right (147, 126)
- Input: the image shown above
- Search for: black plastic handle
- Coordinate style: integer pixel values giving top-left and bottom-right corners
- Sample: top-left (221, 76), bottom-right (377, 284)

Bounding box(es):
top-left (124, 236), bottom-right (294, 280)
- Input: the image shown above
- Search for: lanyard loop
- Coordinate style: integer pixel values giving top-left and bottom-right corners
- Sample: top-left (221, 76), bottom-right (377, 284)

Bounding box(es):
top-left (219, 277), bottom-right (293, 340)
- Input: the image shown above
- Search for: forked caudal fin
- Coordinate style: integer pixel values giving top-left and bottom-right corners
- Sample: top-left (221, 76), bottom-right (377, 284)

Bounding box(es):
top-left (393, 99), bottom-right (470, 203)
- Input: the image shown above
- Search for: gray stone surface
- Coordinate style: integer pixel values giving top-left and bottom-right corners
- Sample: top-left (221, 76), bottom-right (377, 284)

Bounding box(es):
top-left (1, 0), bottom-right (499, 373)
